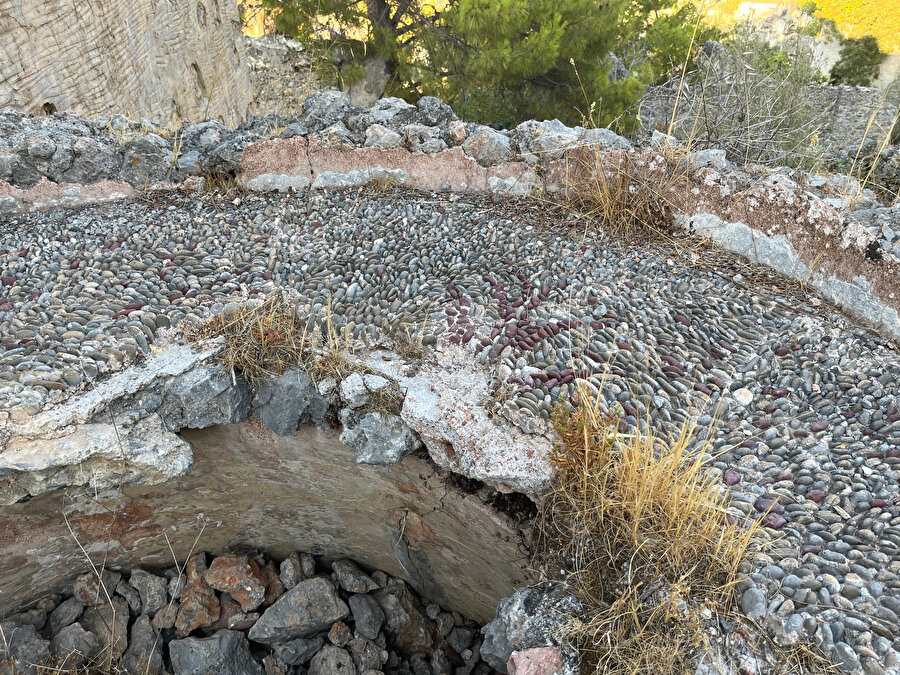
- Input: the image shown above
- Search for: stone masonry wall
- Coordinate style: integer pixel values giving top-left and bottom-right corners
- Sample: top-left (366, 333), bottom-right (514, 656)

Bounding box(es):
top-left (0, 0), bottom-right (252, 127)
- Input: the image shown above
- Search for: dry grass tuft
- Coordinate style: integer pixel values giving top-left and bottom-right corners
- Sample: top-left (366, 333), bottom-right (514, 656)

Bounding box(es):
top-left (535, 383), bottom-right (765, 674)
top-left (366, 382), bottom-right (406, 416)
top-left (557, 147), bottom-right (683, 243)
top-left (201, 170), bottom-right (247, 197)
top-left (187, 294), bottom-right (353, 386)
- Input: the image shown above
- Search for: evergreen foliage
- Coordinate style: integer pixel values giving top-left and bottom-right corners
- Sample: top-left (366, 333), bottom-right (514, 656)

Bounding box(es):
top-left (259, 0), bottom-right (719, 129)
top-left (829, 35), bottom-right (888, 87)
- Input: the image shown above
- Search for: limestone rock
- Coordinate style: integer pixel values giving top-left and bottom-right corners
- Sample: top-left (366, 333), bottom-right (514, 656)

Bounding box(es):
top-left (339, 372), bottom-right (390, 409)
top-left (169, 629), bottom-right (264, 675)
top-left (348, 594), bottom-right (385, 640)
top-left (301, 91), bottom-right (352, 132)
top-left (309, 645), bottom-right (355, 675)
top-left (161, 366), bottom-right (251, 431)
top-left (463, 126), bottom-right (512, 167)
top-left (0, 413), bottom-right (193, 505)
top-left (415, 96), bottom-right (459, 127)
top-left (73, 569), bottom-right (121, 606)
top-left (129, 569), bottom-right (168, 617)
top-left (364, 124), bottom-right (403, 150)
top-left (481, 586), bottom-right (580, 674)
top-left (0, 620), bottom-right (50, 675)
top-left (50, 622), bottom-right (97, 669)
top-left (272, 637), bottom-right (323, 666)
top-left (48, 597), bottom-right (83, 635)
top-left (252, 369), bottom-right (328, 436)
top-left (404, 124), bottom-right (447, 154)
top-left (248, 577), bottom-right (348, 644)
top-left (340, 412), bottom-right (421, 465)
top-left (123, 614), bottom-right (164, 674)
top-left (120, 133), bottom-right (172, 187)
top-left (331, 559), bottom-right (379, 594)
top-left (79, 596), bottom-right (129, 660)
top-left (373, 580), bottom-right (436, 656)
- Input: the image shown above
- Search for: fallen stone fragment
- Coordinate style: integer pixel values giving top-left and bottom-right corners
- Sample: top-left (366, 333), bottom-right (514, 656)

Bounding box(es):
top-left (0, 620), bottom-right (50, 675)
top-left (73, 569), bottom-right (121, 606)
top-left (123, 614), bottom-right (163, 674)
top-left (373, 580), bottom-right (436, 656)
top-left (309, 645), bottom-right (355, 675)
top-left (79, 596), bottom-right (129, 660)
top-left (204, 555), bottom-right (268, 612)
top-left (129, 569), bottom-right (168, 617)
top-left (348, 594), bottom-right (385, 640)
top-left (272, 637), bottom-right (323, 666)
top-left (252, 369), bottom-right (328, 435)
top-left (332, 559), bottom-right (379, 593)
top-left (169, 629), bottom-right (264, 675)
top-left (340, 412), bottom-right (421, 465)
top-left (248, 577), bottom-right (348, 644)
top-left (508, 647), bottom-right (564, 675)
top-left (50, 622), bottom-right (97, 669)
top-left (175, 578), bottom-right (220, 637)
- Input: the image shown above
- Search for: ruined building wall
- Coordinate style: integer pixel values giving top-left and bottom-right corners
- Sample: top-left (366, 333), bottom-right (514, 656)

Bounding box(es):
top-left (0, 0), bottom-right (251, 127)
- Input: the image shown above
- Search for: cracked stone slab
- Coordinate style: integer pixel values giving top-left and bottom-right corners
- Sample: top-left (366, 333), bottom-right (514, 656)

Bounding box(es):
top-left (0, 413), bottom-right (192, 505)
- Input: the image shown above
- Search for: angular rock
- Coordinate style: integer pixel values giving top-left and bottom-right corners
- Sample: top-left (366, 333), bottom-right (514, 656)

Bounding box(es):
top-left (364, 124), bottom-right (403, 150)
top-left (79, 596), bottom-right (129, 660)
top-left (1, 413), bottom-right (193, 505)
top-left (481, 586), bottom-right (580, 674)
top-left (204, 555), bottom-right (268, 612)
top-left (348, 636), bottom-right (385, 671)
top-left (73, 569), bottom-right (122, 606)
top-left (348, 594), bottom-right (385, 640)
top-left (415, 96), bottom-right (458, 127)
top-left (373, 580), bottom-right (436, 656)
top-left (129, 569), bottom-right (168, 617)
top-left (0, 620), bottom-right (50, 675)
top-left (248, 577), bottom-right (349, 644)
top-left (339, 372), bottom-right (391, 409)
top-left (332, 559), bottom-right (379, 593)
top-left (260, 560), bottom-right (286, 605)
top-left (48, 597), bottom-right (84, 635)
top-left (370, 97), bottom-right (416, 126)
top-left (340, 412), bottom-right (421, 466)
top-left (124, 614), bottom-right (164, 674)
top-left (404, 124), bottom-right (446, 154)
top-left (309, 645), bottom-right (355, 675)
top-left (272, 637), bottom-right (323, 666)
top-left (301, 90), bottom-right (352, 132)
top-left (169, 629), bottom-right (264, 675)
top-left (252, 368), bottom-right (328, 436)
top-left (120, 133), bottom-right (172, 187)
top-left (508, 647), bottom-right (564, 675)
top-left (50, 622), bottom-right (97, 669)
top-left (463, 126), bottom-right (512, 167)
top-left (161, 366), bottom-right (251, 431)
top-left (175, 578), bottom-right (220, 637)
top-left (115, 578), bottom-right (142, 615)
top-left (280, 552), bottom-right (304, 591)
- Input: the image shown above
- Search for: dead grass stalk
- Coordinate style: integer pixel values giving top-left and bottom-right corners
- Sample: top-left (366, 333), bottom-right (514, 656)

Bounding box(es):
top-left (534, 383), bottom-right (763, 674)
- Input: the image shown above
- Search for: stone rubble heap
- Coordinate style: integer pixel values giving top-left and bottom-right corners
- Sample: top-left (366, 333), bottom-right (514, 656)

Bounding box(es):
top-left (1, 550), bottom-right (558, 675)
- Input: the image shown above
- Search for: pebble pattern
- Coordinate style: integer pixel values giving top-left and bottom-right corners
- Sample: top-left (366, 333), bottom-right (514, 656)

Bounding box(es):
top-left (2, 186), bottom-right (900, 671)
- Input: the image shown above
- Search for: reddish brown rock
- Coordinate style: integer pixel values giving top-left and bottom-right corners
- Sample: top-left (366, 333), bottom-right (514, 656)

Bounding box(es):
top-left (204, 555), bottom-right (267, 612)
top-left (508, 647), bottom-right (564, 675)
top-left (259, 561), bottom-right (285, 606)
top-left (328, 620), bottom-right (353, 647)
top-left (175, 579), bottom-right (220, 637)
top-left (722, 468), bottom-right (742, 486)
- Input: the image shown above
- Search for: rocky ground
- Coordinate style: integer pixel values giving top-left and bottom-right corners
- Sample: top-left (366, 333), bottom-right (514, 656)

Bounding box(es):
top-left (1, 185), bottom-right (900, 673)
top-left (0, 550), bottom-right (499, 674)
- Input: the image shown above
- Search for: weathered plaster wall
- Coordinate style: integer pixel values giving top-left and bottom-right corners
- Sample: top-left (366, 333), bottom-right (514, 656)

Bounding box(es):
top-left (0, 0), bottom-right (251, 126)
top-left (0, 421), bottom-right (530, 624)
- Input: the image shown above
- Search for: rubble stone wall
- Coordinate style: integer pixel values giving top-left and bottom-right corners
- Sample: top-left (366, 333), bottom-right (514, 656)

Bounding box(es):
top-left (0, 0), bottom-right (251, 127)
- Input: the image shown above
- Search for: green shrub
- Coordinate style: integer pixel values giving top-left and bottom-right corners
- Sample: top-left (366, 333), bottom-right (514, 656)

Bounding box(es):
top-left (830, 36), bottom-right (887, 87)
